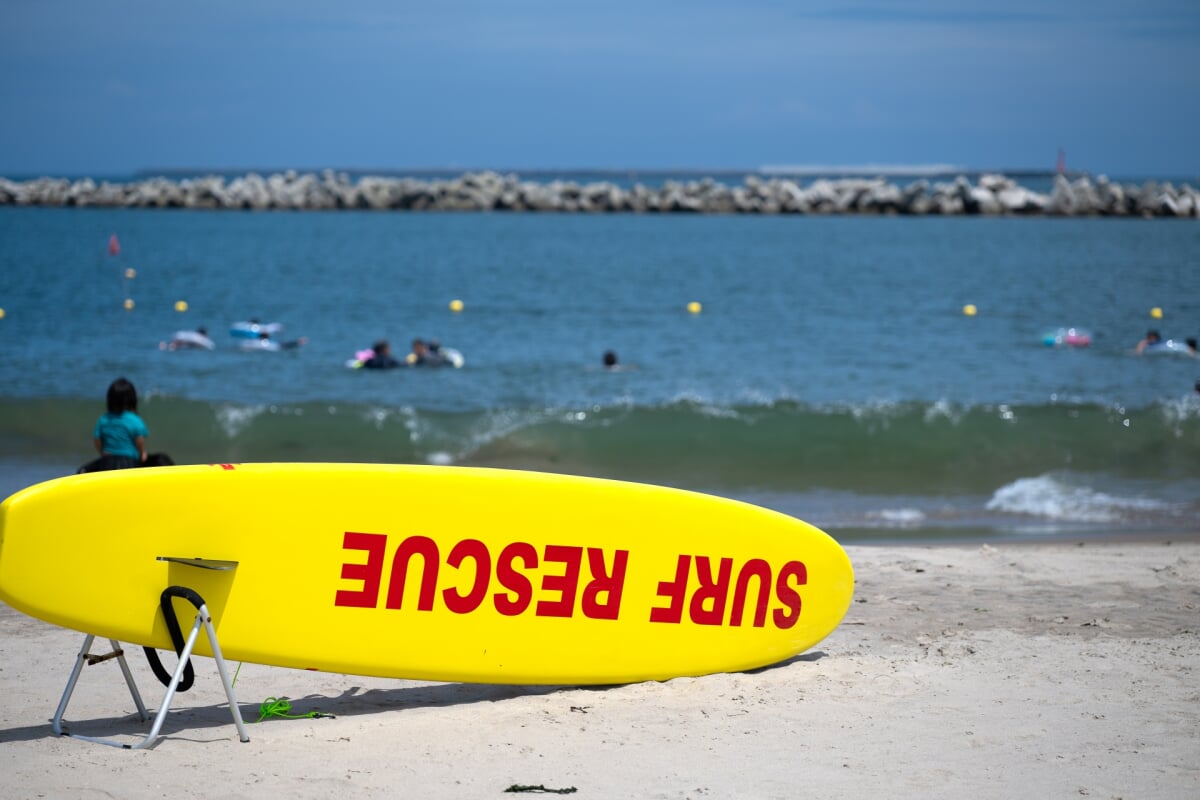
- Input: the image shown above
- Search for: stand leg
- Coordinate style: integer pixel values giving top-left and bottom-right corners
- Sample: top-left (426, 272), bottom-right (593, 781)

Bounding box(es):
top-left (51, 634), bottom-right (94, 737)
top-left (53, 636), bottom-right (148, 738)
top-left (112, 639), bottom-right (150, 722)
top-left (204, 611), bottom-right (250, 742)
top-left (51, 604), bottom-right (248, 749)
top-left (136, 609), bottom-right (207, 747)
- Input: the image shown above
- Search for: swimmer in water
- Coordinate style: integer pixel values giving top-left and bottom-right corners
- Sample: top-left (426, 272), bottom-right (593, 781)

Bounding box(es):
top-left (600, 350), bottom-right (637, 371)
top-left (424, 339), bottom-right (450, 367)
top-left (406, 338), bottom-right (429, 365)
top-left (1135, 330), bottom-right (1162, 354)
top-left (161, 327), bottom-right (215, 351)
top-left (362, 340), bottom-right (401, 369)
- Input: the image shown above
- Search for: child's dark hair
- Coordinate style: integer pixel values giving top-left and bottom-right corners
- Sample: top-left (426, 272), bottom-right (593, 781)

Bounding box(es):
top-left (106, 377), bottom-right (138, 414)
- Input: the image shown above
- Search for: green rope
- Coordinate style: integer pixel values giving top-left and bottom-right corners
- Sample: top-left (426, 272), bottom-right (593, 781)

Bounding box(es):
top-left (255, 696), bottom-right (335, 722)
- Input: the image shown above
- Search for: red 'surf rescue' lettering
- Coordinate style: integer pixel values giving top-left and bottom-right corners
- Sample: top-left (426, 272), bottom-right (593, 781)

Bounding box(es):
top-left (334, 532), bottom-right (628, 621)
top-left (649, 555), bottom-right (806, 629)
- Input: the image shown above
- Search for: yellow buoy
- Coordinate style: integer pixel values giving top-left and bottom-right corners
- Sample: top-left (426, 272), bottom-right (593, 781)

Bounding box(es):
top-left (123, 298), bottom-right (135, 311)
top-left (687, 301), bottom-right (702, 314)
top-left (174, 300), bottom-right (188, 313)
top-left (963, 304), bottom-right (977, 316)
top-left (1150, 307), bottom-right (1163, 319)
top-left (449, 299), bottom-right (464, 313)
top-left (0, 308), bottom-right (6, 319)
top-left (124, 268), bottom-right (137, 280)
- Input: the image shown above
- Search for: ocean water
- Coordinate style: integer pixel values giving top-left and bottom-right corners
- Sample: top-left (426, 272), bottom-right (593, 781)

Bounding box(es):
top-left (1, 204), bottom-right (1198, 542)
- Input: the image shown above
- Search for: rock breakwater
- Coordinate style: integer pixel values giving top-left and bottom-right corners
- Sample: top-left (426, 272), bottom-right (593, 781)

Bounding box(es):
top-left (1, 171), bottom-right (1196, 217)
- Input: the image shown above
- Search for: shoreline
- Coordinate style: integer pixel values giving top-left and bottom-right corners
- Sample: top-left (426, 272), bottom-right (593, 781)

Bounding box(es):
top-left (1, 539), bottom-right (1196, 798)
top-left (2, 460), bottom-right (1196, 548)
top-left (838, 528), bottom-right (1200, 547)
top-left (2, 460), bottom-right (1200, 546)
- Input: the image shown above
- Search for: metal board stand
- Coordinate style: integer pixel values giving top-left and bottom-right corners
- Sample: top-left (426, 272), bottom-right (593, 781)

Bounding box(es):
top-left (51, 591), bottom-right (250, 749)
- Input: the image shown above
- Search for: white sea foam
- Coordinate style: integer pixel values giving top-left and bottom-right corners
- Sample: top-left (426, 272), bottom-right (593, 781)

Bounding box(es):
top-left (986, 475), bottom-right (1167, 523)
top-left (360, 406), bottom-right (393, 429)
top-left (847, 399), bottom-right (902, 420)
top-left (866, 508), bottom-right (927, 527)
top-left (448, 407), bottom-right (558, 460)
top-left (214, 404), bottom-right (265, 438)
top-left (1159, 394), bottom-right (1200, 431)
top-left (666, 391), bottom-right (742, 419)
top-left (922, 399), bottom-right (963, 425)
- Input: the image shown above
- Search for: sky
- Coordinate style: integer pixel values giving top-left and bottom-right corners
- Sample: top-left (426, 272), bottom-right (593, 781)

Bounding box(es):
top-left (1, 1), bottom-right (1198, 179)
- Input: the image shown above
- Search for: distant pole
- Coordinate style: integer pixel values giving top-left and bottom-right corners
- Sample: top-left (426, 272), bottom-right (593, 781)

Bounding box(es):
top-left (1056, 148), bottom-right (1066, 175)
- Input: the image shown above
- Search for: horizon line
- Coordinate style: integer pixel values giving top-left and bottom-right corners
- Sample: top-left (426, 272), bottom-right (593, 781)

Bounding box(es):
top-left (126, 164), bottom-right (1059, 178)
top-left (6, 165), bottom-right (1192, 181)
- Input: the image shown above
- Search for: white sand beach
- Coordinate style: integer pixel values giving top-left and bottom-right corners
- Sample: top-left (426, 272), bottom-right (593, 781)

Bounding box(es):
top-left (1, 540), bottom-right (1197, 799)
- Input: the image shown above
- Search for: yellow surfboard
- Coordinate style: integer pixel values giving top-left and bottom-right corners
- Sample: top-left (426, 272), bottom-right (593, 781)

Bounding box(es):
top-left (0, 464), bottom-right (853, 684)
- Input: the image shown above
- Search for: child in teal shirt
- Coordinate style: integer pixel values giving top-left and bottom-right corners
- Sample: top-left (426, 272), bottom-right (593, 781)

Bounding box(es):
top-left (82, 377), bottom-right (148, 471)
